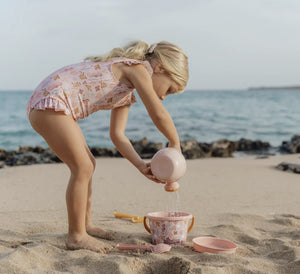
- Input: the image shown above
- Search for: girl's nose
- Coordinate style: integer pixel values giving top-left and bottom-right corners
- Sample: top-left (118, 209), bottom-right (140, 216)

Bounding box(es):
top-left (160, 95), bottom-right (166, 101)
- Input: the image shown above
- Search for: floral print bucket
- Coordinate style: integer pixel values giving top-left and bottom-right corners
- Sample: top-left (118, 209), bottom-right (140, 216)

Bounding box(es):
top-left (143, 212), bottom-right (194, 245)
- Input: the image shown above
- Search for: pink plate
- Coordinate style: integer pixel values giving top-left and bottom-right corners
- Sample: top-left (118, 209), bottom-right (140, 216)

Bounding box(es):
top-left (192, 237), bottom-right (237, 254)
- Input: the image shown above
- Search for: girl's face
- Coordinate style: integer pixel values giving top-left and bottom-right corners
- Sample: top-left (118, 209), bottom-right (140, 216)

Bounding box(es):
top-left (151, 64), bottom-right (179, 101)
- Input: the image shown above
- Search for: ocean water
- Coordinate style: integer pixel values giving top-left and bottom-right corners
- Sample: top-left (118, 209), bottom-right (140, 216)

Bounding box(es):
top-left (1, 90), bottom-right (300, 151)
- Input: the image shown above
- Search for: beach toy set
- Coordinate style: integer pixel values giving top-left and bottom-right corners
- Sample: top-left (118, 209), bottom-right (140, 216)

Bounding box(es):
top-left (116, 148), bottom-right (237, 254)
top-left (115, 210), bottom-right (237, 254)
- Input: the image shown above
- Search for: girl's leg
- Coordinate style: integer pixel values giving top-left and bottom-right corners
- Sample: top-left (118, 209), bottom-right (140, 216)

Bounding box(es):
top-left (84, 146), bottom-right (115, 240)
top-left (29, 109), bottom-right (112, 253)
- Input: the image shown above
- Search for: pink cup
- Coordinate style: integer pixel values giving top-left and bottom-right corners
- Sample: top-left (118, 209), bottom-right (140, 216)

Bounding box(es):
top-left (144, 211), bottom-right (194, 245)
top-left (151, 148), bottom-right (186, 183)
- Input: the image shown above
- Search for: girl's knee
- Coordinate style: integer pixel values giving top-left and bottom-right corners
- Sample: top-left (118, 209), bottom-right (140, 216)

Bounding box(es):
top-left (71, 161), bottom-right (94, 180)
top-left (91, 156), bottom-right (96, 171)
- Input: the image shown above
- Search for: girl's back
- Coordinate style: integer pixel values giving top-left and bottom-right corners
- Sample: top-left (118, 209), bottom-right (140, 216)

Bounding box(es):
top-left (27, 58), bottom-right (153, 120)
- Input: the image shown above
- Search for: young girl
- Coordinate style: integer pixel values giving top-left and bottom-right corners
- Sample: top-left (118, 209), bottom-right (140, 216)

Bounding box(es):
top-left (27, 41), bottom-right (189, 253)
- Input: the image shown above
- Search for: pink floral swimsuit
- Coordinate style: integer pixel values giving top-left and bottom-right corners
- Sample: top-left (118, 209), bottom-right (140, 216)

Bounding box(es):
top-left (27, 58), bottom-right (153, 121)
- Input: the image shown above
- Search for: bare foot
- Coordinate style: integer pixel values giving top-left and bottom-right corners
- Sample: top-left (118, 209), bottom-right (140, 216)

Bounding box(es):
top-left (66, 233), bottom-right (113, 253)
top-left (86, 225), bottom-right (116, 240)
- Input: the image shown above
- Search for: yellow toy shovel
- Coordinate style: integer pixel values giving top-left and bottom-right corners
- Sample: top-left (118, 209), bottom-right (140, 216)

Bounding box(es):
top-left (114, 212), bottom-right (144, 223)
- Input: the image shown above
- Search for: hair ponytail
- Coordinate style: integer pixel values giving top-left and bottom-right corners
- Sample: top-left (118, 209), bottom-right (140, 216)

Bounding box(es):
top-left (84, 41), bottom-right (150, 62)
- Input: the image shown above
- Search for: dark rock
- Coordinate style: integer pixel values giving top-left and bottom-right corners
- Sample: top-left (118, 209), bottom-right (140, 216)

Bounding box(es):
top-left (32, 146), bottom-right (46, 154)
top-left (16, 146), bottom-right (46, 154)
top-left (280, 135), bottom-right (300, 153)
top-left (198, 142), bottom-right (212, 154)
top-left (17, 153), bottom-right (39, 165)
top-left (16, 146), bottom-right (49, 154)
top-left (5, 152), bottom-right (40, 166)
top-left (0, 149), bottom-right (7, 161)
top-left (3, 147), bottom-right (62, 166)
top-left (236, 138), bottom-right (270, 151)
top-left (142, 140), bottom-right (163, 154)
top-left (90, 147), bottom-right (118, 157)
top-left (180, 140), bottom-right (206, 159)
top-left (0, 150), bottom-right (16, 163)
top-left (131, 137), bottom-right (163, 159)
top-left (131, 137), bottom-right (149, 152)
top-left (211, 139), bottom-right (236, 157)
top-left (276, 162), bottom-right (300, 174)
top-left (0, 135), bottom-right (294, 167)
top-left (40, 149), bottom-right (61, 163)
top-left (16, 146), bottom-right (33, 153)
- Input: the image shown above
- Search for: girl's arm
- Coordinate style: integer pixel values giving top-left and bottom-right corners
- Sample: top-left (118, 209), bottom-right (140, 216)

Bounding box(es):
top-left (110, 105), bottom-right (163, 183)
top-left (110, 105), bottom-right (144, 169)
top-left (125, 65), bottom-right (181, 151)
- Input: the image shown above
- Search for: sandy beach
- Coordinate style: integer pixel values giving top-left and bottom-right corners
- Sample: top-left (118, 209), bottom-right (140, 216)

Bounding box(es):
top-left (0, 154), bottom-right (300, 273)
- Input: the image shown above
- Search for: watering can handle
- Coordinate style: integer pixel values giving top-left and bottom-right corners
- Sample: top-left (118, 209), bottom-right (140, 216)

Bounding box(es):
top-left (143, 216), bottom-right (151, 234)
top-left (187, 216), bottom-right (195, 233)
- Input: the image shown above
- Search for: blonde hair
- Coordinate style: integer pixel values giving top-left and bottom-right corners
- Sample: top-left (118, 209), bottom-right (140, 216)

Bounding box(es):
top-left (84, 41), bottom-right (189, 93)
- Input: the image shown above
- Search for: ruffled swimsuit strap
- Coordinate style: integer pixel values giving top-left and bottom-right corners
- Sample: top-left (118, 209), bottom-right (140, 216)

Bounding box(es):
top-left (110, 58), bottom-right (153, 76)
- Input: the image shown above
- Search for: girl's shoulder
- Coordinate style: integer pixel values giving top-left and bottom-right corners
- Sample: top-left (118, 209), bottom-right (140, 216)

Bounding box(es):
top-left (110, 57), bottom-right (153, 76)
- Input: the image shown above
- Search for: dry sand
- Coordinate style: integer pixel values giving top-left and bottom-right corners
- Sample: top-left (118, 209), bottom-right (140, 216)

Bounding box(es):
top-left (0, 154), bottom-right (300, 274)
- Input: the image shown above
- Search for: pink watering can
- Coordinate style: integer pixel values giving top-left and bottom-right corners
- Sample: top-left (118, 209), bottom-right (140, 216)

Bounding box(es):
top-left (150, 148), bottom-right (186, 192)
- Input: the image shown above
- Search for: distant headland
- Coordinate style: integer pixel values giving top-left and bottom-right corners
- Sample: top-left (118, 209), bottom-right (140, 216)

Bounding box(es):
top-left (248, 85), bottom-right (300, 90)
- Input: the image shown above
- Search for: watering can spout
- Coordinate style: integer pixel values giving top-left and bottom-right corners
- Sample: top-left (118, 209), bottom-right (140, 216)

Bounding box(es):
top-left (164, 182), bottom-right (180, 192)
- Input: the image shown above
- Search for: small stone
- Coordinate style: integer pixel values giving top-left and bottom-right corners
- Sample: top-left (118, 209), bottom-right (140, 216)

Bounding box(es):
top-left (276, 162), bottom-right (300, 174)
top-left (256, 155), bottom-right (269, 159)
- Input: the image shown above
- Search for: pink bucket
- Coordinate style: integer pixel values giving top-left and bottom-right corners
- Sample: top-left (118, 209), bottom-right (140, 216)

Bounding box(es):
top-left (143, 212), bottom-right (194, 245)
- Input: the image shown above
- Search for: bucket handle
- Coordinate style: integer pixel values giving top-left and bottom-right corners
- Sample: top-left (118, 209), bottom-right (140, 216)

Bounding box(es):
top-left (187, 216), bottom-right (195, 233)
top-left (143, 216), bottom-right (151, 234)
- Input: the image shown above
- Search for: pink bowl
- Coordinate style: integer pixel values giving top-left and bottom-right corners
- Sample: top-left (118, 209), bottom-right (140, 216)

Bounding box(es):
top-left (192, 237), bottom-right (237, 254)
top-left (151, 148), bottom-right (186, 183)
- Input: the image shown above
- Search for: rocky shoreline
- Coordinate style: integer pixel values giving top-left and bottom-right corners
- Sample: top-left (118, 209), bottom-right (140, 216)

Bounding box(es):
top-left (0, 135), bottom-right (299, 169)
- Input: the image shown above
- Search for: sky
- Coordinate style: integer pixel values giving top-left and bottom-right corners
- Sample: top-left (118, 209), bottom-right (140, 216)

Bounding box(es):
top-left (1, 0), bottom-right (300, 90)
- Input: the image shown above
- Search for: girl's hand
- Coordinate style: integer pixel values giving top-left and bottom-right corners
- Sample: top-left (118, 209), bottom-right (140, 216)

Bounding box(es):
top-left (137, 162), bottom-right (165, 184)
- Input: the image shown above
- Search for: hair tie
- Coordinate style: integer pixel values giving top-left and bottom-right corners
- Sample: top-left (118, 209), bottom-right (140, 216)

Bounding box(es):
top-left (147, 43), bottom-right (158, 54)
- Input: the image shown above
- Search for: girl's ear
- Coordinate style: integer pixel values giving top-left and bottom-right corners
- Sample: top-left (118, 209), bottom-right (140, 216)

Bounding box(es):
top-left (153, 63), bottom-right (164, 74)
